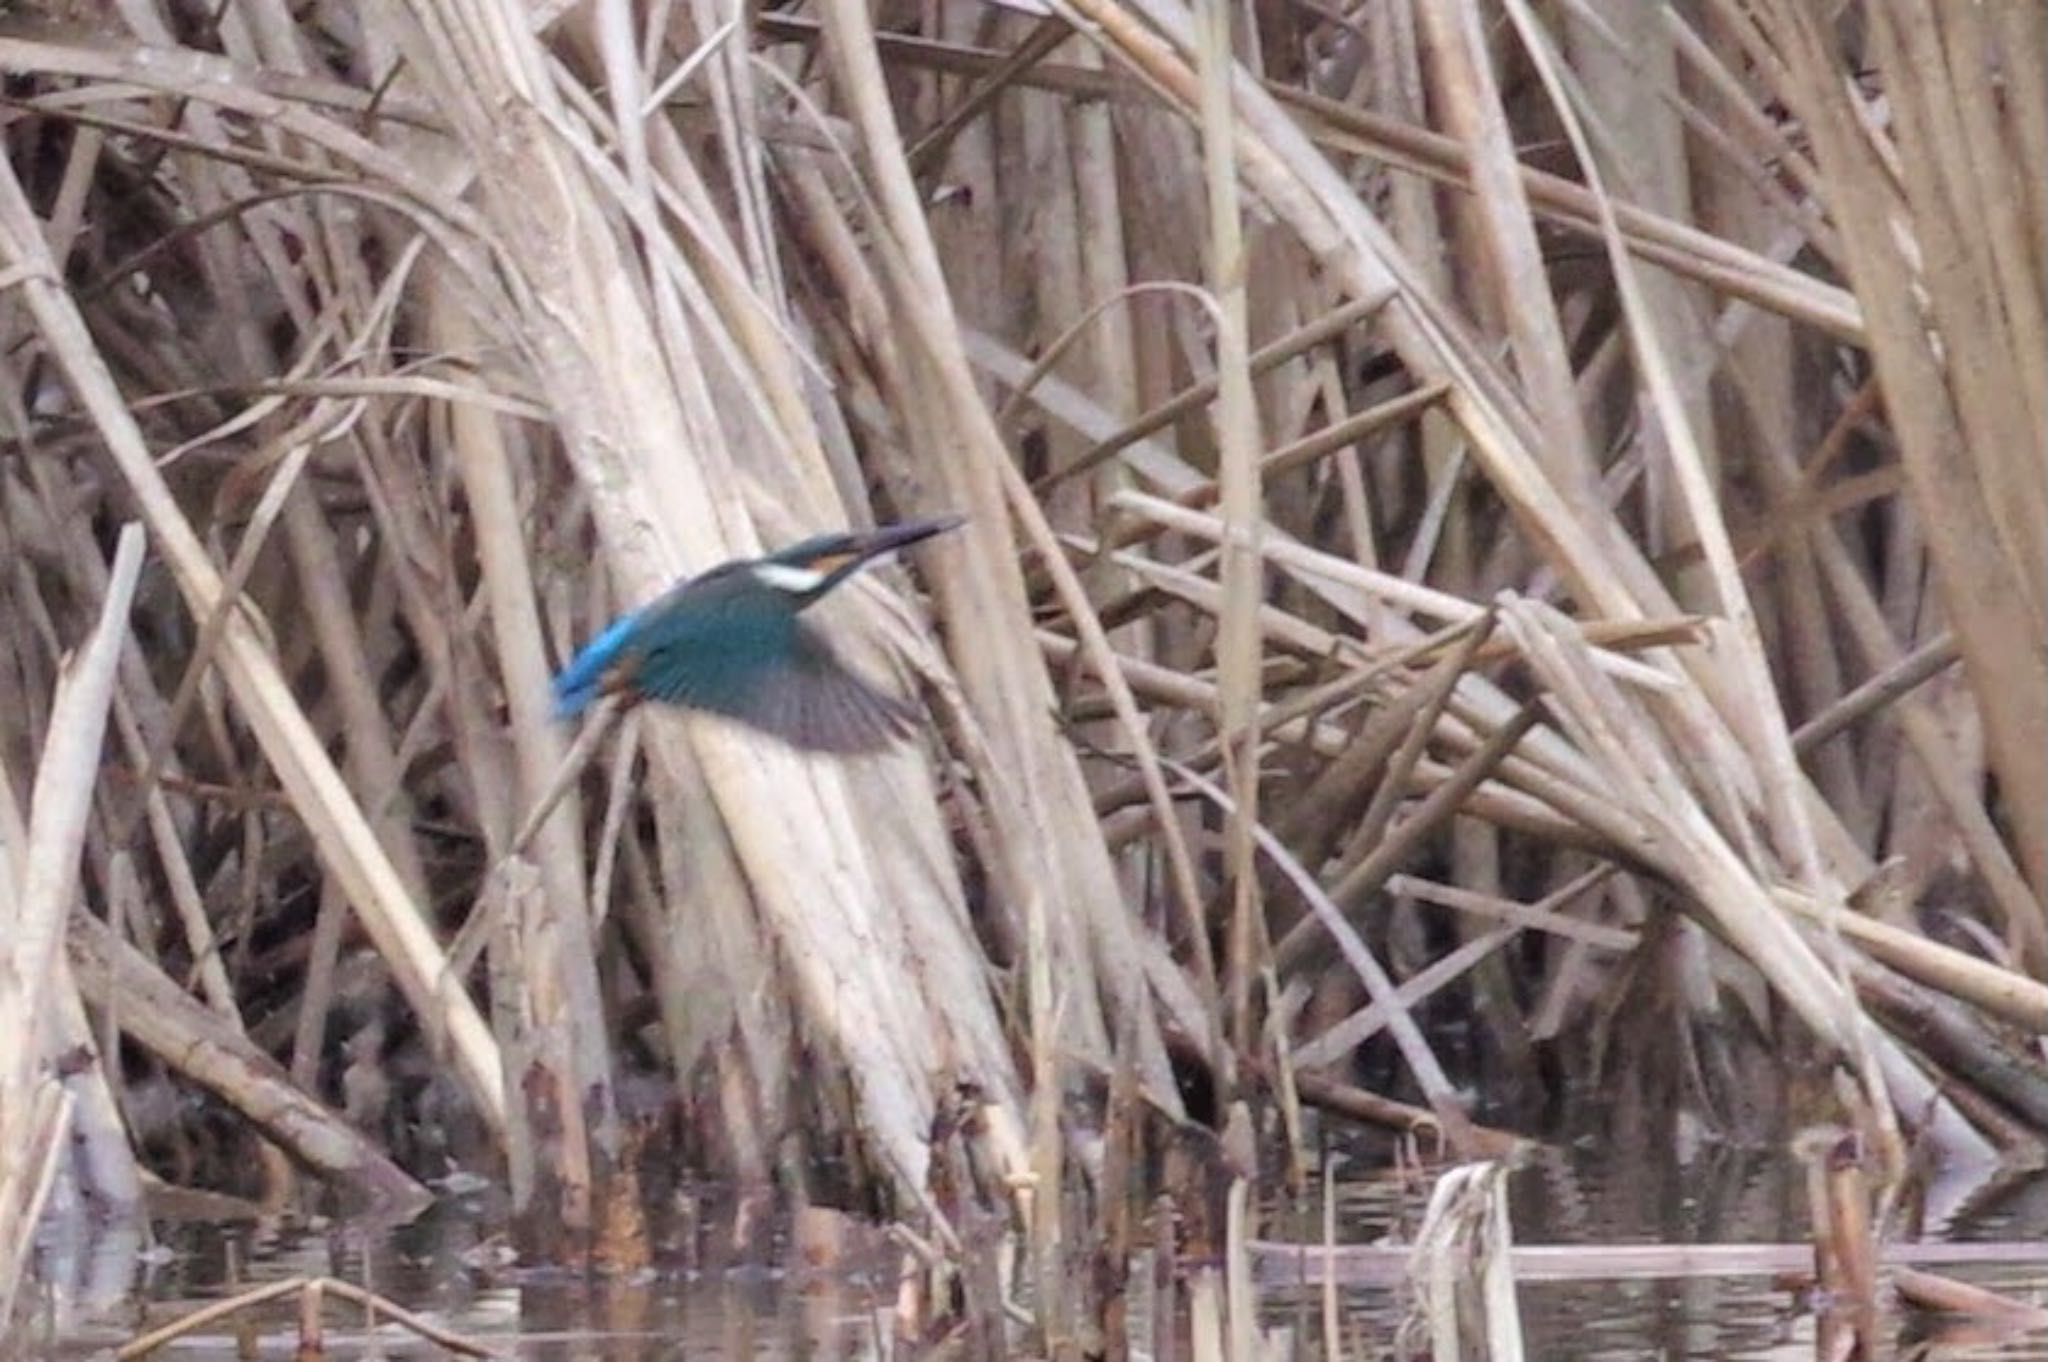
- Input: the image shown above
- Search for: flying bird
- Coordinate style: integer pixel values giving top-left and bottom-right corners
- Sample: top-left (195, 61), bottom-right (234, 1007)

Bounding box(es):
top-left (552, 516), bottom-right (962, 753)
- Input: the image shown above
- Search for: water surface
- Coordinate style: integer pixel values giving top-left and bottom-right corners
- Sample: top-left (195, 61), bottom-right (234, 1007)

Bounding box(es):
top-left (25, 1135), bottom-right (2048, 1359)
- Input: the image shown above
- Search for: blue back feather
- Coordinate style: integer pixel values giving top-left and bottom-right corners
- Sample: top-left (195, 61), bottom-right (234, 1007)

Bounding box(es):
top-left (553, 575), bottom-right (803, 718)
top-left (629, 589), bottom-right (798, 710)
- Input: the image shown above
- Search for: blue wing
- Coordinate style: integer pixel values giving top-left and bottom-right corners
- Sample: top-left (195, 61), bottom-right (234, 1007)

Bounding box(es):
top-left (637, 608), bottom-right (916, 753)
top-left (556, 584), bottom-right (920, 752)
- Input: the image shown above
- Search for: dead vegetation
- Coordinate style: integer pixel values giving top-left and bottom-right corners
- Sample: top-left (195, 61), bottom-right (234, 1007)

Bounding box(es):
top-left (0, 0), bottom-right (2042, 1353)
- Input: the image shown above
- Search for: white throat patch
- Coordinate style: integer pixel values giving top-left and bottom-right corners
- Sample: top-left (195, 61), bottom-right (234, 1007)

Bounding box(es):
top-left (752, 561), bottom-right (828, 594)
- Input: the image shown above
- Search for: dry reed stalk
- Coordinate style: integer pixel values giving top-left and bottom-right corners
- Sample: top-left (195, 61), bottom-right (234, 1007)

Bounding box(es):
top-left (1189, 0), bottom-right (1265, 1077)
top-left (1026, 878), bottom-right (1072, 1356)
top-left (1747, 1), bottom-right (2047, 910)
top-left (1056, 0), bottom-right (2015, 1032)
top-left (1223, 1177), bottom-right (1256, 1360)
top-left (1040, 624), bottom-right (1661, 862)
top-left (1187, 1266), bottom-right (1225, 1362)
top-left (1790, 635), bottom-right (1959, 757)
top-left (65, 912), bottom-right (428, 1210)
top-left (358, 2), bottom-right (1024, 1229)
top-left (1405, 1161), bottom-right (1526, 1362)
top-left (0, 0), bottom-right (2036, 1320)
top-left (1296, 870), bottom-right (1619, 1069)
top-left (778, 150), bottom-right (1190, 1098)
top-left (432, 287), bottom-right (618, 1250)
top-left (1742, 356), bottom-right (2041, 965)
top-left (1772, 886), bottom-right (2048, 1034)
top-left (1095, 1007), bottom-right (1141, 1362)
top-left (0, 148), bottom-right (509, 1137)
top-left (1412, 0), bottom-right (1598, 509)
top-left (1506, 0), bottom-right (1827, 895)
top-left (1800, 1126), bottom-right (1884, 1359)
top-left (1890, 1265), bottom-right (2048, 1330)
top-left (1318, 1156), bottom-right (1344, 1362)
top-left (1156, 756), bottom-right (1475, 1149)
top-left (0, 524), bottom-right (142, 1321)
top-left (1501, 596), bottom-right (1993, 1159)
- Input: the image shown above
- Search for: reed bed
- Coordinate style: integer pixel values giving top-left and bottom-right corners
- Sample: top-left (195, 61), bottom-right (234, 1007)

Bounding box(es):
top-left (0, 0), bottom-right (2041, 1353)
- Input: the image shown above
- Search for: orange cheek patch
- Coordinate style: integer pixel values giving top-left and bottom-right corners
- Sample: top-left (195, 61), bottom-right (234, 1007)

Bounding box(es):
top-left (809, 552), bottom-right (859, 574)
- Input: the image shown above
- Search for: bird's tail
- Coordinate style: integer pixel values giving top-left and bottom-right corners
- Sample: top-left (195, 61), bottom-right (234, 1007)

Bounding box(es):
top-left (552, 608), bottom-right (644, 718)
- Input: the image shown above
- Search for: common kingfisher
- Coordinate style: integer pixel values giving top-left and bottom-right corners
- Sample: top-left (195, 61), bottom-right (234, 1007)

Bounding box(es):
top-left (552, 516), bottom-right (963, 753)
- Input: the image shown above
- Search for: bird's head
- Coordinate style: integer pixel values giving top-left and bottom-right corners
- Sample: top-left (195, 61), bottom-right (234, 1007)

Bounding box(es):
top-left (746, 515), bottom-right (964, 602)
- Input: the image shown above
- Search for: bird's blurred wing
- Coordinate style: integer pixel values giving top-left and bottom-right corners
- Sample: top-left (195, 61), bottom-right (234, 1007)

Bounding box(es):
top-left (634, 609), bottom-right (918, 754)
top-left (732, 623), bottom-right (921, 753)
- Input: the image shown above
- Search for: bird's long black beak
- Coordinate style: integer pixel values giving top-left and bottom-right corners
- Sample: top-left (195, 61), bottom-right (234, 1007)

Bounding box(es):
top-left (812, 515), bottom-right (965, 586)
top-left (860, 514), bottom-right (965, 557)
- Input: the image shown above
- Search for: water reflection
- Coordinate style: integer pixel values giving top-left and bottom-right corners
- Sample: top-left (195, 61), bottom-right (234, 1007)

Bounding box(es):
top-left (24, 1137), bottom-right (2048, 1359)
top-left (1258, 1135), bottom-right (2048, 1361)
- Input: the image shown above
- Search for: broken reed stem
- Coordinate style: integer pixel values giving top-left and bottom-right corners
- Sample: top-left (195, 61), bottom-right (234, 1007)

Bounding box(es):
top-left (507, 696), bottom-right (624, 861)
top-left (1407, 1162), bottom-right (1527, 1361)
top-left (1890, 1266), bottom-right (2048, 1328)
top-left (1320, 1157), bottom-right (1345, 1362)
top-left (0, 524), bottom-right (143, 1093)
top-left (0, 523), bottom-right (143, 1319)
top-left (1802, 1127), bottom-right (1883, 1357)
top-left (1791, 632), bottom-right (1960, 754)
top-left (114, 1276), bottom-right (503, 1360)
